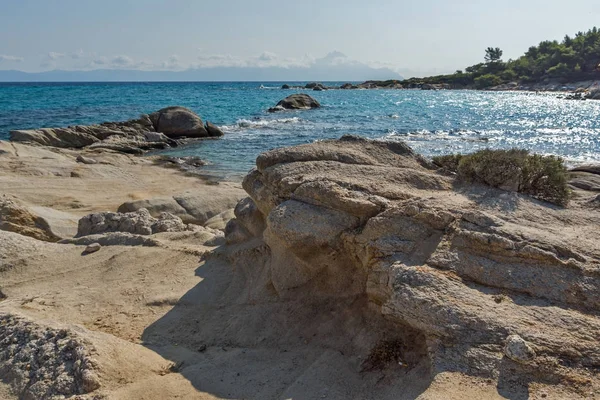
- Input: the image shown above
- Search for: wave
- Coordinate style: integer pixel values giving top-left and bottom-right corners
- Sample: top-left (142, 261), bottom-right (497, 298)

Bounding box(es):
top-left (220, 117), bottom-right (302, 132)
top-left (259, 85), bottom-right (281, 90)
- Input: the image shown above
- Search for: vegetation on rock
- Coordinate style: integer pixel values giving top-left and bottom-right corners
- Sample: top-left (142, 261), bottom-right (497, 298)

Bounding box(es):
top-left (433, 149), bottom-right (571, 206)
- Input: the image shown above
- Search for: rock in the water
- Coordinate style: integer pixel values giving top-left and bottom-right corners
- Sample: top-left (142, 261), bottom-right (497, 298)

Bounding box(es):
top-left (76, 208), bottom-right (191, 237)
top-left (149, 106), bottom-right (208, 138)
top-left (153, 155), bottom-right (207, 172)
top-left (84, 242), bottom-right (101, 254)
top-left (504, 335), bottom-right (536, 363)
top-left (305, 82), bottom-right (320, 89)
top-left (281, 84), bottom-right (290, 89)
top-left (268, 94), bottom-right (321, 112)
top-left (205, 121), bottom-right (224, 137)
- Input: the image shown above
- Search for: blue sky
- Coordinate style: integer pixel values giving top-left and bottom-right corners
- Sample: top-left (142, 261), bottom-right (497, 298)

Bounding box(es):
top-left (1, 0), bottom-right (599, 77)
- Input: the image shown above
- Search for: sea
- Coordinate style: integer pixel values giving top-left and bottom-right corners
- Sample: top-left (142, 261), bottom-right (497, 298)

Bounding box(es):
top-left (1, 81), bottom-right (599, 179)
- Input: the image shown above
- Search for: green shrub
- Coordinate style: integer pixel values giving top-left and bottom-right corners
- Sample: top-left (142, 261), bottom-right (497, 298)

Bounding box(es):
top-left (433, 149), bottom-right (570, 206)
top-left (500, 69), bottom-right (518, 81)
top-left (474, 74), bottom-right (502, 89)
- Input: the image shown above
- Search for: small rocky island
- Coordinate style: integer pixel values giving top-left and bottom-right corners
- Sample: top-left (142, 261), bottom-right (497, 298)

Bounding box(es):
top-left (10, 106), bottom-right (223, 154)
top-left (268, 93), bottom-right (321, 112)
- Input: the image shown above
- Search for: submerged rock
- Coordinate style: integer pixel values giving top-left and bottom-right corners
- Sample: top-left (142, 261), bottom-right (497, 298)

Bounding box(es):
top-left (268, 94), bottom-right (321, 112)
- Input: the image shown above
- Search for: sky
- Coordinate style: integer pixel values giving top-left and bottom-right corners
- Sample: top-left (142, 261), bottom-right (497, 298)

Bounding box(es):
top-left (1, 0), bottom-right (600, 79)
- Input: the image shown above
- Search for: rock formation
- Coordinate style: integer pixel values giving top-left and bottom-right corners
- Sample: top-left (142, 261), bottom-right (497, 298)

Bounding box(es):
top-left (10, 106), bottom-right (224, 153)
top-left (0, 196), bottom-right (61, 242)
top-left (223, 135), bottom-right (600, 384)
top-left (268, 94), bottom-right (321, 112)
top-left (0, 314), bottom-right (101, 399)
top-left (76, 208), bottom-right (192, 237)
top-left (205, 121), bottom-right (224, 137)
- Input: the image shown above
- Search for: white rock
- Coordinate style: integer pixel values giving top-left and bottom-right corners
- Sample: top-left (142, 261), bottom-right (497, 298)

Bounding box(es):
top-left (504, 334), bottom-right (536, 363)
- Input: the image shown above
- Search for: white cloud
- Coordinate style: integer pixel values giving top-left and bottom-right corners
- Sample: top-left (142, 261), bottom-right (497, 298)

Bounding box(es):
top-left (70, 50), bottom-right (92, 59)
top-left (90, 56), bottom-right (108, 66)
top-left (196, 51), bottom-right (315, 69)
top-left (112, 55), bottom-right (134, 67)
top-left (258, 51), bottom-right (277, 62)
top-left (161, 55), bottom-right (182, 70)
top-left (0, 54), bottom-right (24, 62)
top-left (197, 53), bottom-right (247, 68)
top-left (47, 52), bottom-right (66, 60)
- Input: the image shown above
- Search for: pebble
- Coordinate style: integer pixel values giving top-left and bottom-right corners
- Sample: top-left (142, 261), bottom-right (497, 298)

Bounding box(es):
top-left (84, 243), bottom-right (101, 254)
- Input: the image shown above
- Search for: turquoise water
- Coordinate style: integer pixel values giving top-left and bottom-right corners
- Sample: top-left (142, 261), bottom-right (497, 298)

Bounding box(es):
top-left (2, 82), bottom-right (600, 178)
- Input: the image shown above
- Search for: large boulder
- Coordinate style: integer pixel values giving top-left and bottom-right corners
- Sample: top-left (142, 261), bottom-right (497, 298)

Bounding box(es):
top-left (224, 135), bottom-right (600, 384)
top-left (268, 94), bottom-right (321, 112)
top-left (149, 106), bottom-right (208, 138)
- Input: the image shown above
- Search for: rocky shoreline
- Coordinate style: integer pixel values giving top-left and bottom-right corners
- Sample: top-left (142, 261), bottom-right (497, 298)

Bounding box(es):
top-left (281, 79), bottom-right (600, 99)
top-left (1, 128), bottom-right (600, 398)
top-left (9, 106), bottom-right (224, 155)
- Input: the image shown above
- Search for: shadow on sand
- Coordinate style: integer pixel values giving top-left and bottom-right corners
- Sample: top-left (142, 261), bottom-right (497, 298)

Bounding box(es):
top-left (141, 243), bottom-right (437, 399)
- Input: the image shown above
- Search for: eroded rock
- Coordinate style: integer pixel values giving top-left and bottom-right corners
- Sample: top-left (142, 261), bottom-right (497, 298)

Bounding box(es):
top-left (0, 197), bottom-right (61, 242)
top-left (76, 208), bottom-right (193, 237)
top-left (224, 135), bottom-right (600, 382)
top-left (0, 314), bottom-right (101, 399)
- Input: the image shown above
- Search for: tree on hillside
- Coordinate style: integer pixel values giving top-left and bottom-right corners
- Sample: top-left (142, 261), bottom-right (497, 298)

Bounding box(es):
top-left (485, 47), bottom-right (503, 63)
